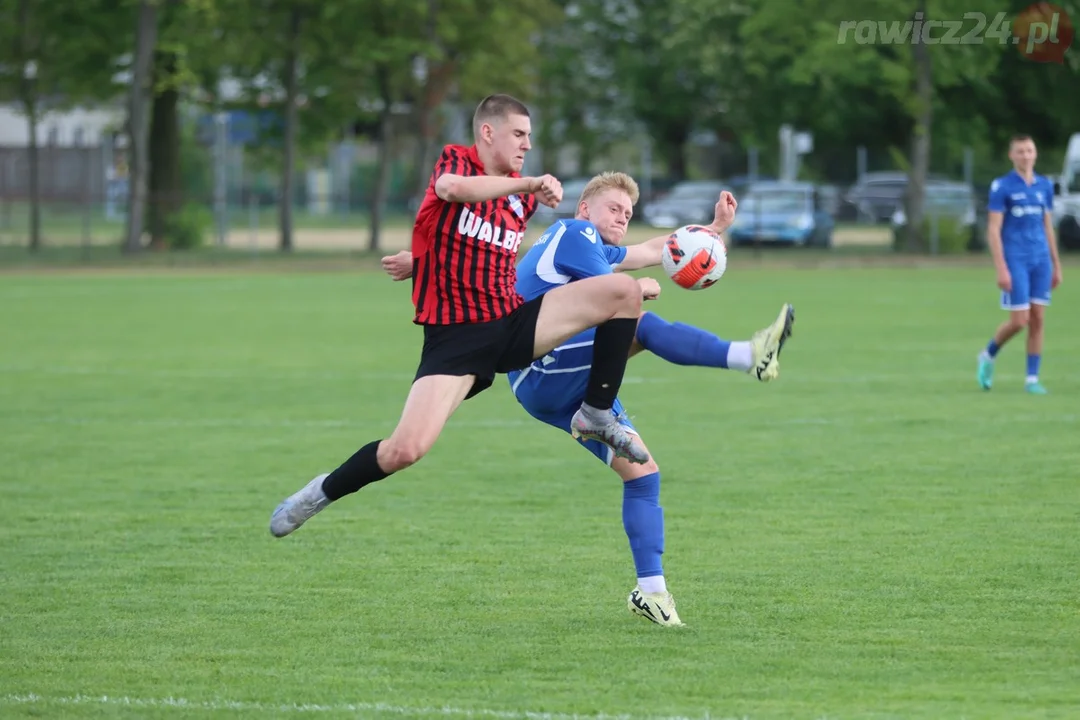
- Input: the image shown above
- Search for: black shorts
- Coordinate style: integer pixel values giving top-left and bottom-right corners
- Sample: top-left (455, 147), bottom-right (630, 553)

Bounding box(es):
top-left (414, 295), bottom-right (545, 399)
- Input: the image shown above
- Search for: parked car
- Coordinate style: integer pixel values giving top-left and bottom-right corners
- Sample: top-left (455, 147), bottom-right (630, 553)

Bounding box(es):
top-left (814, 184), bottom-right (843, 218)
top-left (532, 177), bottom-right (591, 226)
top-left (889, 180), bottom-right (979, 250)
top-left (1052, 173), bottom-right (1080, 252)
top-left (844, 171), bottom-right (952, 223)
top-left (641, 180), bottom-right (728, 228)
top-left (843, 171), bottom-right (909, 223)
top-left (727, 181), bottom-right (835, 247)
top-left (1059, 213), bottom-right (1080, 251)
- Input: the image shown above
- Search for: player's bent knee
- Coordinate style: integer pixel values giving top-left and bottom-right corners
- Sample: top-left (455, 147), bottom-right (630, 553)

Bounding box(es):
top-left (378, 435), bottom-right (432, 472)
top-left (607, 273), bottom-right (643, 314)
top-left (1010, 310), bottom-right (1030, 328)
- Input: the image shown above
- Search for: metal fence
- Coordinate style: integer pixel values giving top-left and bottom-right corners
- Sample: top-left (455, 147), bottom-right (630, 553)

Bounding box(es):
top-left (0, 119), bottom-right (989, 254)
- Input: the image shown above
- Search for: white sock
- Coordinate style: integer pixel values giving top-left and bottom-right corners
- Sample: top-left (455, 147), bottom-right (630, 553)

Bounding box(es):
top-left (727, 341), bottom-right (753, 371)
top-left (979, 350), bottom-right (993, 362)
top-left (638, 575), bottom-right (667, 594)
top-left (1026, 375), bottom-right (1039, 384)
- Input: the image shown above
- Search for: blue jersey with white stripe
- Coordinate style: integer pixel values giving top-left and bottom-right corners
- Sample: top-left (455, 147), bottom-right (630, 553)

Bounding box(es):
top-left (988, 170), bottom-right (1053, 261)
top-left (514, 219), bottom-right (628, 302)
top-left (507, 219), bottom-right (627, 388)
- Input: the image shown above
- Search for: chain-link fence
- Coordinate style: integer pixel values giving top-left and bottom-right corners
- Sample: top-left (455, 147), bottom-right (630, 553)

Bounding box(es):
top-left (0, 109), bottom-right (997, 255)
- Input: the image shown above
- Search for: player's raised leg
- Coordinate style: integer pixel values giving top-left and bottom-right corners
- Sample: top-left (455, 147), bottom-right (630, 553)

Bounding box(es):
top-left (634, 303), bottom-right (795, 381)
top-left (531, 273), bottom-right (649, 463)
top-left (270, 374), bottom-right (474, 537)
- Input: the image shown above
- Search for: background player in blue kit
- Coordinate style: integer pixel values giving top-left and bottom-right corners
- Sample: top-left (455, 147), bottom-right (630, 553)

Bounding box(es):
top-left (384, 171), bottom-right (794, 627)
top-left (978, 135), bottom-right (1064, 394)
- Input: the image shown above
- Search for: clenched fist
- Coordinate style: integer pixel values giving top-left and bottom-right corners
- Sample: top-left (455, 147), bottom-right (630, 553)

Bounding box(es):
top-left (381, 250), bottom-right (413, 281)
top-left (638, 277), bottom-right (662, 300)
top-left (528, 174), bottom-right (563, 208)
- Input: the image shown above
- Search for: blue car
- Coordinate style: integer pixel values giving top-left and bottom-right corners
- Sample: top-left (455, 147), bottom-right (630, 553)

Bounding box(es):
top-left (728, 182), bottom-right (834, 247)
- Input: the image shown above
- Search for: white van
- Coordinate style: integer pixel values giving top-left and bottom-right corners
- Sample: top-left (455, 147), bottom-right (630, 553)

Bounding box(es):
top-left (1052, 133), bottom-right (1080, 250)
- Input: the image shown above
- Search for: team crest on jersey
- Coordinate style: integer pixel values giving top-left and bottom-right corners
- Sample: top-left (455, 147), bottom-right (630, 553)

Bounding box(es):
top-left (1036, 191), bottom-right (1044, 203)
top-left (508, 194), bottom-right (525, 219)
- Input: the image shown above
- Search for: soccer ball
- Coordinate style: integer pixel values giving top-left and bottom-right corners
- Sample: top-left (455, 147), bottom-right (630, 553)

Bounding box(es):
top-left (661, 225), bottom-right (727, 290)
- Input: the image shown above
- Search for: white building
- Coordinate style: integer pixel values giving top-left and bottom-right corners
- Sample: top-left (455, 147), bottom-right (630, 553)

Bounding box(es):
top-left (0, 104), bottom-right (124, 147)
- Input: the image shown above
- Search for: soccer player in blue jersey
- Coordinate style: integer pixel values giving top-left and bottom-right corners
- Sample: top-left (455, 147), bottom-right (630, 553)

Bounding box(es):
top-left (977, 134), bottom-right (1063, 394)
top-left (383, 171), bottom-right (794, 627)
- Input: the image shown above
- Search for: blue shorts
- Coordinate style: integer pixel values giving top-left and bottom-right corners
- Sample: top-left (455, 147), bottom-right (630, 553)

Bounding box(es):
top-left (506, 328), bottom-right (636, 466)
top-left (1001, 254), bottom-right (1052, 311)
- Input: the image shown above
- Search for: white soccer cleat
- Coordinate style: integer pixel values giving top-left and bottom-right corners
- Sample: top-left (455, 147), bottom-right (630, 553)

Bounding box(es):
top-left (749, 303), bottom-right (795, 382)
top-left (270, 473), bottom-right (331, 538)
top-left (628, 586), bottom-right (684, 627)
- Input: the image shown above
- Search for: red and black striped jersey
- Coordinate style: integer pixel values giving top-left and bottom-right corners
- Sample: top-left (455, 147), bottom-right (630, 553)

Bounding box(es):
top-left (411, 144), bottom-right (538, 325)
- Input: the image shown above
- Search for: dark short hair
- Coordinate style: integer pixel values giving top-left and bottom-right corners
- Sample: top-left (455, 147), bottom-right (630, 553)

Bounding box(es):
top-left (1010, 134), bottom-right (1034, 146)
top-left (472, 94), bottom-right (530, 137)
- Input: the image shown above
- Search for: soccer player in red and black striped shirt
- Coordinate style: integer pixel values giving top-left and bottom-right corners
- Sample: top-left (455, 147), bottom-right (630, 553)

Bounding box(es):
top-left (270, 94), bottom-right (652, 539)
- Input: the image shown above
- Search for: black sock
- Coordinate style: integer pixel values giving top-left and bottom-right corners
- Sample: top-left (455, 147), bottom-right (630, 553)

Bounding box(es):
top-left (321, 440), bottom-right (391, 501)
top-left (584, 317), bottom-right (638, 410)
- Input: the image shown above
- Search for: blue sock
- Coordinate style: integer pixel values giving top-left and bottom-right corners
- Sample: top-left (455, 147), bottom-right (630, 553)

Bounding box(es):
top-left (636, 312), bottom-right (730, 368)
top-left (622, 472), bottom-right (664, 580)
top-left (1027, 353), bottom-right (1041, 379)
top-left (986, 339), bottom-right (1000, 358)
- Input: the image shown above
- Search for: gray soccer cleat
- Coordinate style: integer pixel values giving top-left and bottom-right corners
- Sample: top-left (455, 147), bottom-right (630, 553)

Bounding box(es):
top-left (570, 407), bottom-right (650, 464)
top-left (270, 473), bottom-right (331, 538)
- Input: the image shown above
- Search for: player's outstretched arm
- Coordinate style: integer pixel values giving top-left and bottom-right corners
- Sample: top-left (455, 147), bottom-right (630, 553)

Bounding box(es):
top-left (618, 191), bottom-right (738, 271)
top-left (616, 233), bottom-right (667, 271)
top-left (435, 174), bottom-right (563, 208)
top-left (382, 250), bottom-right (413, 281)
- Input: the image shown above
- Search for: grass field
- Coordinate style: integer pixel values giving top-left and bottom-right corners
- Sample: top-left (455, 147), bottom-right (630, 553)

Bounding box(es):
top-left (1, 258), bottom-right (1079, 719)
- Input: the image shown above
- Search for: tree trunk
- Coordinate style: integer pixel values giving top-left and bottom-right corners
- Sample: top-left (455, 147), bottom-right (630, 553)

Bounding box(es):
top-left (906, 1), bottom-right (933, 253)
top-left (662, 138), bottom-right (687, 181)
top-left (124, 0), bottom-right (160, 254)
top-left (148, 52), bottom-right (181, 248)
top-left (279, 6), bottom-right (302, 253)
top-left (16, 0), bottom-right (40, 252)
top-left (23, 96), bottom-right (40, 252)
top-left (577, 124), bottom-right (596, 176)
top-left (370, 67), bottom-right (393, 252)
top-left (412, 0), bottom-right (456, 200)
top-left (414, 60), bottom-right (457, 199)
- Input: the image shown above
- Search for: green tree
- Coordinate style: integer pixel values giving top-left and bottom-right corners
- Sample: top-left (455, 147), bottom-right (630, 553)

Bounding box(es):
top-left (738, 0), bottom-right (1016, 250)
top-left (413, 0), bottom-right (558, 193)
top-left (216, 0), bottom-right (328, 252)
top-left (123, 0), bottom-right (161, 253)
top-left (317, 0), bottom-right (429, 251)
top-left (146, 0), bottom-right (221, 248)
top-left (0, 0), bottom-right (122, 251)
top-left (533, 1), bottom-right (634, 177)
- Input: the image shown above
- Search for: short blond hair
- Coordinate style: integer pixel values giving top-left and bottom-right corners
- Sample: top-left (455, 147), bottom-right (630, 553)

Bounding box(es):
top-left (579, 171), bottom-right (640, 207)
